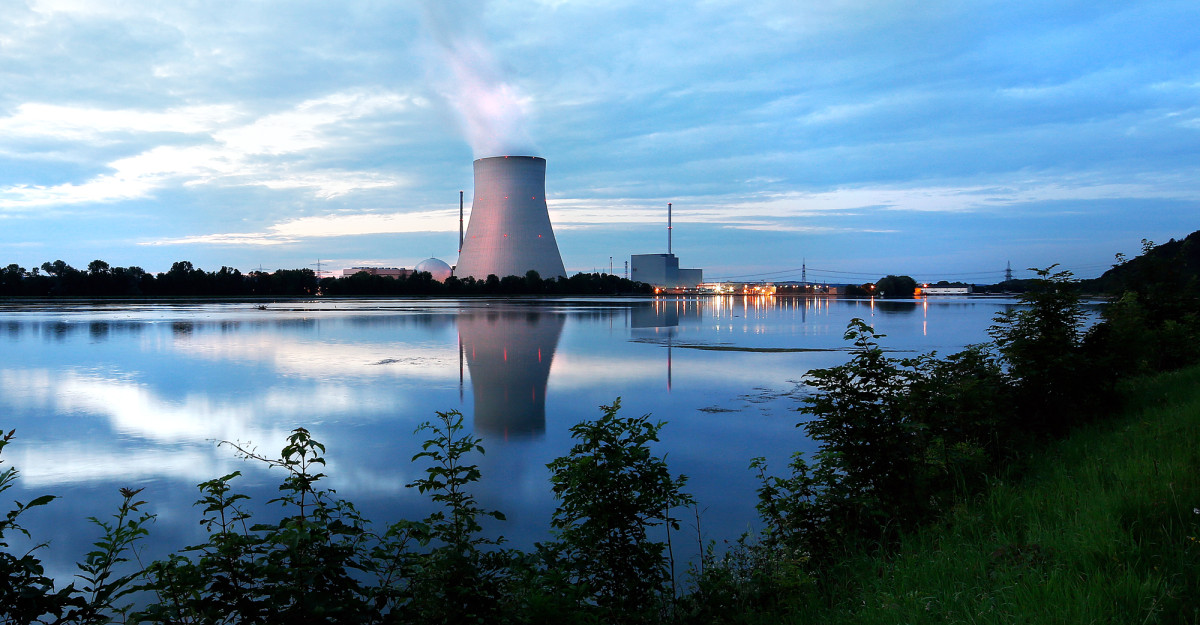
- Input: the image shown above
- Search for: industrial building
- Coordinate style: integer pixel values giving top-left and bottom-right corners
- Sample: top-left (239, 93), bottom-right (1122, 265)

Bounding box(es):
top-left (918, 284), bottom-right (973, 296)
top-left (630, 254), bottom-right (703, 288)
top-left (454, 156), bottom-right (567, 281)
top-left (339, 267), bottom-right (413, 279)
top-left (629, 202), bottom-right (703, 288)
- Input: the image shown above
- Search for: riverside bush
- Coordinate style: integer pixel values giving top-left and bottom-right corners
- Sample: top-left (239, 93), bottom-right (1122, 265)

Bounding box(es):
top-left (988, 265), bottom-right (1091, 432)
top-left (546, 399), bottom-right (694, 623)
top-left (697, 267), bottom-right (1088, 608)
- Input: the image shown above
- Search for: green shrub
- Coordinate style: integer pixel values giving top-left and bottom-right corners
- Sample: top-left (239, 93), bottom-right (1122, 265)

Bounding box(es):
top-left (988, 265), bottom-right (1090, 431)
top-left (546, 398), bottom-right (693, 623)
top-left (1, 429), bottom-right (154, 624)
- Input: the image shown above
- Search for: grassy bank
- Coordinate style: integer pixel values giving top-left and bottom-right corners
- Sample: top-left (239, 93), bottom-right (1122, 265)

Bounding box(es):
top-left (802, 364), bottom-right (1200, 624)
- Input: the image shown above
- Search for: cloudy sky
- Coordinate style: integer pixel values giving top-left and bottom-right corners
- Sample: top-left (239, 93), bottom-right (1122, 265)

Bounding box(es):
top-left (2, 0), bottom-right (1197, 282)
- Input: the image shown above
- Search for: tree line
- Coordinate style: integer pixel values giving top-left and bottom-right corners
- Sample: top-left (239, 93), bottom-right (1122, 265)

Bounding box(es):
top-left (0, 260), bottom-right (651, 297)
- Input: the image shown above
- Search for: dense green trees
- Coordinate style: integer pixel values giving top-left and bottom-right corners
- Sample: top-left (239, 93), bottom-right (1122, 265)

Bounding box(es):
top-left (873, 274), bottom-right (916, 298)
top-left (0, 260), bottom-right (651, 297)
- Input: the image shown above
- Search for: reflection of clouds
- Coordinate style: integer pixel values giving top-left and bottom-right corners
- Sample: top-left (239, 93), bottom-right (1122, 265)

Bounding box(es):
top-left (548, 352), bottom-right (665, 386)
top-left (0, 368), bottom-right (410, 493)
top-left (10, 446), bottom-right (229, 487)
top-left (551, 349), bottom-right (820, 389)
top-left (172, 333), bottom-right (458, 381)
top-left (7, 368), bottom-right (288, 444)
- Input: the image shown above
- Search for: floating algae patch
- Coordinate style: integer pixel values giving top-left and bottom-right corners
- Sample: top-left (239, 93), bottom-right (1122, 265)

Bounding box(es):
top-left (698, 381), bottom-right (811, 415)
top-left (680, 344), bottom-right (845, 353)
top-left (628, 339), bottom-right (847, 353)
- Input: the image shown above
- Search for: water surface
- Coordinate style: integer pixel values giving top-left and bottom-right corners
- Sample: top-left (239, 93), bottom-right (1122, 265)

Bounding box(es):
top-left (0, 295), bottom-right (1027, 577)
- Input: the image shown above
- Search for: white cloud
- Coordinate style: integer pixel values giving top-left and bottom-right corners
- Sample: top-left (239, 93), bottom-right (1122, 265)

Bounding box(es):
top-left (214, 91), bottom-right (411, 156)
top-left (142, 208), bottom-right (456, 246)
top-left (0, 102), bottom-right (239, 142)
top-left (137, 172), bottom-right (1200, 247)
top-left (0, 176), bottom-right (156, 210)
top-left (716, 178), bottom-right (1200, 218)
top-left (0, 90), bottom-right (413, 210)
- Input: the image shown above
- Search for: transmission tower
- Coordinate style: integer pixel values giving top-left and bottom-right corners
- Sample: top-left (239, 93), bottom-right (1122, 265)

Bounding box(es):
top-left (1005, 261), bottom-right (1013, 282)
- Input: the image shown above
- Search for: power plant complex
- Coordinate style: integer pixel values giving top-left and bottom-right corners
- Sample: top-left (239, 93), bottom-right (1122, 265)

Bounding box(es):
top-left (335, 153), bottom-right (705, 288)
top-left (453, 156), bottom-right (567, 281)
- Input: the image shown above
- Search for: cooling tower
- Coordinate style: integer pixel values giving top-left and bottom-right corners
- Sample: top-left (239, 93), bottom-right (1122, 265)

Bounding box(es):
top-left (455, 156), bottom-right (567, 280)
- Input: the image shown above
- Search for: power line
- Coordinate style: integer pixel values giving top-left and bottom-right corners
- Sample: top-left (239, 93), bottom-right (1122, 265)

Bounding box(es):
top-left (708, 260), bottom-right (1117, 283)
top-left (710, 266), bottom-right (1009, 282)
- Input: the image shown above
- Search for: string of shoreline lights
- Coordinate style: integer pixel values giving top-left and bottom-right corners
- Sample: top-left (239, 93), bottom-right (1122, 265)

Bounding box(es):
top-left (707, 262), bottom-right (1116, 284)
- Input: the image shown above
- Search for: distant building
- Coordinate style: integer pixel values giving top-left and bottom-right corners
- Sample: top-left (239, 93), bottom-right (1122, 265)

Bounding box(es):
top-left (414, 258), bottom-right (453, 282)
top-left (340, 267), bottom-right (413, 279)
top-left (630, 254), bottom-right (703, 288)
top-left (918, 284), bottom-right (973, 296)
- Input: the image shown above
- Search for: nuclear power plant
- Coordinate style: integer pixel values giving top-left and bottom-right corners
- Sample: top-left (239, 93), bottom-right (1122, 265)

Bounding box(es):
top-left (454, 156), bottom-right (567, 280)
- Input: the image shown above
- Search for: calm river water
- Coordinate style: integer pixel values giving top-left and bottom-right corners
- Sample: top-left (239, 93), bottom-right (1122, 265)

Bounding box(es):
top-left (1, 295), bottom-right (1033, 577)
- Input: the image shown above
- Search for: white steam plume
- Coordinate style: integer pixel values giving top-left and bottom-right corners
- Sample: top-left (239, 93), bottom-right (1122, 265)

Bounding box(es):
top-left (417, 1), bottom-right (538, 158)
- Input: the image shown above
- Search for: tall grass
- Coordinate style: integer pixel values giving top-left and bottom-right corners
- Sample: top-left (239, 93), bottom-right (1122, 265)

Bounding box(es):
top-left (807, 365), bottom-right (1200, 624)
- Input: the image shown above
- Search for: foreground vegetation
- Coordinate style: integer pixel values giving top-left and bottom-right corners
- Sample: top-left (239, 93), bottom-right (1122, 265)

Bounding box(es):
top-left (808, 364), bottom-right (1200, 624)
top-left (2, 236), bottom-right (1197, 623)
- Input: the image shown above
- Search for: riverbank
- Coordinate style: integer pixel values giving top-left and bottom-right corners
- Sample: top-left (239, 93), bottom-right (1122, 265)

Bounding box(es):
top-left (784, 363), bottom-right (1200, 624)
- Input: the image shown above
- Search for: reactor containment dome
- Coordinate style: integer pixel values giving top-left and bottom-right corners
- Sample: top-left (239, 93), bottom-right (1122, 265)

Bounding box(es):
top-left (415, 257), bottom-right (452, 282)
top-left (454, 156), bottom-right (567, 281)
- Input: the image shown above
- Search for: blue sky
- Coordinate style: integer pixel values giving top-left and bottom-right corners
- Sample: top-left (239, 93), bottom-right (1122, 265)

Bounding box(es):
top-left (1, 0), bottom-right (1197, 282)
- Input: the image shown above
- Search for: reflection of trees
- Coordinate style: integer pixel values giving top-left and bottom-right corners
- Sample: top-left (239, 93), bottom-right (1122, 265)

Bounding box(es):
top-left (873, 301), bottom-right (919, 315)
top-left (458, 308), bottom-right (566, 438)
top-left (345, 314), bottom-right (456, 331)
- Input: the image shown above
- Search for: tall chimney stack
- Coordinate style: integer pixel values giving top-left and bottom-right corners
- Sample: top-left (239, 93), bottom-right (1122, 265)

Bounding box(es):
top-left (668, 202), bottom-right (673, 255)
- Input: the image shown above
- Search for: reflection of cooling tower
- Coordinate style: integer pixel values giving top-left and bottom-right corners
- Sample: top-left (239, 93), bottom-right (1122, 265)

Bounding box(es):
top-left (458, 309), bottom-right (565, 437)
top-left (455, 156), bottom-right (567, 280)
